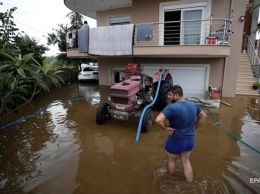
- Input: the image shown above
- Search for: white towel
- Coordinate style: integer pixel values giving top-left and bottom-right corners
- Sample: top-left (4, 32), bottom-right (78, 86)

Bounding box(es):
top-left (89, 24), bottom-right (134, 56)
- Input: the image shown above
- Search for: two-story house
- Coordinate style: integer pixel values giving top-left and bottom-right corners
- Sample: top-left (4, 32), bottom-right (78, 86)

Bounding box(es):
top-left (65, 0), bottom-right (247, 98)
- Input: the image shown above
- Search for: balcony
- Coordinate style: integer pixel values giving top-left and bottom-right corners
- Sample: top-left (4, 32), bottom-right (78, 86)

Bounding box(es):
top-left (67, 18), bottom-right (232, 58)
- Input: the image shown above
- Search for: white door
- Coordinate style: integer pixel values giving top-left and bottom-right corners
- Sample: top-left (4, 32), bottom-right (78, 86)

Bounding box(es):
top-left (143, 66), bottom-right (207, 99)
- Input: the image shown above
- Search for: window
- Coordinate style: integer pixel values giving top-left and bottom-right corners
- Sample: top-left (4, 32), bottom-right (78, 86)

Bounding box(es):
top-left (183, 9), bottom-right (203, 44)
top-left (109, 16), bottom-right (131, 26)
top-left (164, 10), bottom-right (181, 45)
top-left (160, 1), bottom-right (210, 45)
top-left (164, 8), bottom-right (203, 45)
top-left (83, 67), bottom-right (98, 71)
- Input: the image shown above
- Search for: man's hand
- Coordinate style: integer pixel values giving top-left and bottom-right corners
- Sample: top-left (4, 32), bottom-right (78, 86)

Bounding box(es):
top-left (166, 127), bottom-right (175, 136)
top-left (156, 113), bottom-right (175, 135)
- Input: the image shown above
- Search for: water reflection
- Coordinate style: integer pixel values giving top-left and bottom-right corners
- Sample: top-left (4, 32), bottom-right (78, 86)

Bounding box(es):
top-left (78, 82), bottom-right (100, 105)
top-left (247, 98), bottom-right (260, 123)
top-left (0, 83), bottom-right (259, 194)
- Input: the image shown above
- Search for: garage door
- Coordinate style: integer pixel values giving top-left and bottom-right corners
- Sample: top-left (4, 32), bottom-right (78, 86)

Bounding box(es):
top-left (143, 66), bottom-right (207, 99)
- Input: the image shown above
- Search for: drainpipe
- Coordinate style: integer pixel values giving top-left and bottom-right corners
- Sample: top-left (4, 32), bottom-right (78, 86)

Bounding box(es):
top-left (221, 0), bottom-right (233, 98)
top-left (222, 57), bottom-right (226, 98)
top-left (229, 0), bottom-right (233, 17)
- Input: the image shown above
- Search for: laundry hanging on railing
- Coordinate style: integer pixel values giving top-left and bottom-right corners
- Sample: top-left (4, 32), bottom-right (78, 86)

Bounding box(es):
top-left (136, 23), bottom-right (153, 42)
top-left (88, 24), bottom-right (134, 56)
top-left (66, 32), bottom-right (74, 48)
top-left (78, 28), bottom-right (89, 53)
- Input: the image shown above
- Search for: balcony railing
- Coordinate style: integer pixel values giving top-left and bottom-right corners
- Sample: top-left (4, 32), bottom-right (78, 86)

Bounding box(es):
top-left (134, 18), bottom-right (232, 46)
top-left (67, 17), bottom-right (232, 55)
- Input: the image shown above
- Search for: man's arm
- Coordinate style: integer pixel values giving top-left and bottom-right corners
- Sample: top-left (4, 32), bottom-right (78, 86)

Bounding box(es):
top-left (195, 110), bottom-right (207, 129)
top-left (156, 113), bottom-right (175, 135)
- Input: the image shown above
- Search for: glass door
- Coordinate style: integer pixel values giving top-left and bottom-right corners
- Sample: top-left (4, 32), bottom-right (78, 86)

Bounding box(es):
top-left (182, 9), bottom-right (202, 45)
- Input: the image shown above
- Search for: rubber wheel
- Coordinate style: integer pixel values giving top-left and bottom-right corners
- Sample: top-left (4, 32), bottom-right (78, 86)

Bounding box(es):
top-left (152, 73), bottom-right (173, 110)
top-left (141, 108), bottom-right (153, 132)
top-left (96, 103), bottom-right (111, 124)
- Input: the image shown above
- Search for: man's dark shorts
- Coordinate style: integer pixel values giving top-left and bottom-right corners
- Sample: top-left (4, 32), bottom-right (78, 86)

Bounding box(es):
top-left (165, 139), bottom-right (195, 155)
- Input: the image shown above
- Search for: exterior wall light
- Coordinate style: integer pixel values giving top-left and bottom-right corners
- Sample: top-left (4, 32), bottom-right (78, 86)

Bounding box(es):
top-left (239, 16), bottom-right (245, 22)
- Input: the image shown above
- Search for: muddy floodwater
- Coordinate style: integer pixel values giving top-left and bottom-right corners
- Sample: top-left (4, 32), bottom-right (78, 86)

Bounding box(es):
top-left (0, 82), bottom-right (260, 194)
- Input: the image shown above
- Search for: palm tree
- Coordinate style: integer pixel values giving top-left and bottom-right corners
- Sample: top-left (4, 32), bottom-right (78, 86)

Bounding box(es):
top-left (250, 2), bottom-right (260, 32)
top-left (66, 12), bottom-right (84, 28)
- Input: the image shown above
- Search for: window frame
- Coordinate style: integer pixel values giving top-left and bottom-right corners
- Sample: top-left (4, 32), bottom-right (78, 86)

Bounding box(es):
top-left (108, 15), bottom-right (131, 26)
top-left (159, 1), bottom-right (211, 45)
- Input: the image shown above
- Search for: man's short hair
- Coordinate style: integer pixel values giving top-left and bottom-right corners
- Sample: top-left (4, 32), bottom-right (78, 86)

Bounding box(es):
top-left (84, 21), bottom-right (88, 24)
top-left (168, 85), bottom-right (183, 96)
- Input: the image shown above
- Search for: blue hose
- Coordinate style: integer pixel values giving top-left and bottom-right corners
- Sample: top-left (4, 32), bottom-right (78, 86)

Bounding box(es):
top-left (135, 68), bottom-right (166, 143)
top-left (0, 97), bottom-right (93, 131)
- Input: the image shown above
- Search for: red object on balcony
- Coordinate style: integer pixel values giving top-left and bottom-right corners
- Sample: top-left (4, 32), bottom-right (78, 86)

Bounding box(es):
top-left (206, 37), bottom-right (217, 45)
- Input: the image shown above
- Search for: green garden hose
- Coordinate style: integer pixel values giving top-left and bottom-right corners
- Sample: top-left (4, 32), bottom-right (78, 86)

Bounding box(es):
top-left (192, 97), bottom-right (260, 154)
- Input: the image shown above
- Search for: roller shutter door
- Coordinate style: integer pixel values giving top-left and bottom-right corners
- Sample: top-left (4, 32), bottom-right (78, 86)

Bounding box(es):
top-left (143, 66), bottom-right (207, 99)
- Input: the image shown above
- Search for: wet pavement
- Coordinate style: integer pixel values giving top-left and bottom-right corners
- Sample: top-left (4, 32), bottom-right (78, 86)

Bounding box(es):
top-left (0, 82), bottom-right (260, 194)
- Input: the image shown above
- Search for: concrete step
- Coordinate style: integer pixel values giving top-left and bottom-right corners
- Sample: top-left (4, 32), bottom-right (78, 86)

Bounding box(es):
top-left (238, 63), bottom-right (251, 67)
top-left (236, 86), bottom-right (255, 91)
top-left (237, 78), bottom-right (254, 81)
top-left (238, 69), bottom-right (253, 72)
top-left (238, 70), bottom-right (252, 73)
top-left (237, 73), bottom-right (254, 76)
top-left (236, 53), bottom-right (259, 96)
top-left (239, 58), bottom-right (249, 64)
top-left (237, 78), bottom-right (255, 82)
top-left (236, 90), bottom-right (259, 96)
top-left (239, 64), bottom-right (250, 67)
top-left (237, 76), bottom-right (253, 79)
top-left (239, 62), bottom-right (250, 65)
top-left (238, 68), bottom-right (252, 71)
top-left (239, 58), bottom-right (249, 62)
top-left (238, 65), bottom-right (251, 68)
top-left (236, 85), bottom-right (255, 90)
top-left (239, 56), bottom-right (249, 59)
top-left (236, 80), bottom-right (255, 84)
top-left (236, 85), bottom-right (257, 89)
top-left (237, 71), bottom-right (253, 77)
top-left (238, 69), bottom-right (252, 73)
top-left (236, 82), bottom-right (255, 86)
top-left (240, 53), bottom-right (248, 55)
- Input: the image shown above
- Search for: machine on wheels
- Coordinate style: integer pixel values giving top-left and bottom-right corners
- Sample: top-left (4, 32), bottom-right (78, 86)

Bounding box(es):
top-left (96, 63), bottom-right (173, 132)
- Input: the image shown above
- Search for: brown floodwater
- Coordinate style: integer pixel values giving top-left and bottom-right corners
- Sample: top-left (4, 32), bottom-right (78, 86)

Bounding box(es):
top-left (0, 82), bottom-right (260, 194)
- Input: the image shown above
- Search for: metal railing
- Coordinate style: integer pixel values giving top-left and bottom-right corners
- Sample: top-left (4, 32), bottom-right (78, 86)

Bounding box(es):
top-left (246, 36), bottom-right (260, 81)
top-left (66, 17), bottom-right (233, 52)
top-left (134, 18), bottom-right (233, 46)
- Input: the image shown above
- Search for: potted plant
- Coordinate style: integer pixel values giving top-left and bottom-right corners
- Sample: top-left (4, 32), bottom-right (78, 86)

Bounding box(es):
top-left (253, 81), bottom-right (260, 90)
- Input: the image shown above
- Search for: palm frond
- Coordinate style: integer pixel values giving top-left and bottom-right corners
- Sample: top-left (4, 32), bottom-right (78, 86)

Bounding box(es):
top-left (250, 2), bottom-right (260, 13)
